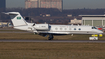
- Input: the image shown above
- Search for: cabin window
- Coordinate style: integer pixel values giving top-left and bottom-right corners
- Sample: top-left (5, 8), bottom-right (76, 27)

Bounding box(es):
top-left (55, 28), bottom-right (58, 30)
top-left (60, 28), bottom-right (62, 30)
top-left (74, 28), bottom-right (76, 30)
top-left (79, 28), bottom-right (81, 30)
top-left (92, 27), bottom-right (97, 29)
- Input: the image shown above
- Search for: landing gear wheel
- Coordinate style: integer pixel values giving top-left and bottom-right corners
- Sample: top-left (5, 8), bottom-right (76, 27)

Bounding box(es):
top-left (48, 37), bottom-right (52, 40)
top-left (48, 34), bottom-right (54, 40)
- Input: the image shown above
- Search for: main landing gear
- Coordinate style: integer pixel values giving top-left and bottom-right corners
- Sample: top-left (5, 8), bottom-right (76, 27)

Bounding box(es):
top-left (48, 34), bottom-right (54, 40)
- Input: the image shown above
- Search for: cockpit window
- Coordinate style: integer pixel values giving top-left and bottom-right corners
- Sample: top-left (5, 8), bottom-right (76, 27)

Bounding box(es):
top-left (92, 27), bottom-right (97, 29)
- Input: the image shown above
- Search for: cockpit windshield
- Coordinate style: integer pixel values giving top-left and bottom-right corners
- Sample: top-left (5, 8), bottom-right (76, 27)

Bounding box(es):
top-left (92, 27), bottom-right (97, 29)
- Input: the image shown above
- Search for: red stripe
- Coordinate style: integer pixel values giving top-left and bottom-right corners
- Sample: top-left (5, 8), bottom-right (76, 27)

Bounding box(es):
top-left (98, 28), bottom-right (102, 30)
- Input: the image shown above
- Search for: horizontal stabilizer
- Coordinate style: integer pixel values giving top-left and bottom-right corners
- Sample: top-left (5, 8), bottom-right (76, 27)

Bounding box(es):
top-left (4, 12), bottom-right (27, 27)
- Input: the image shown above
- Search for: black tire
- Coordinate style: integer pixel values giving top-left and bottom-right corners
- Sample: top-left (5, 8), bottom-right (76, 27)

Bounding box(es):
top-left (48, 34), bottom-right (54, 40)
top-left (48, 37), bottom-right (52, 40)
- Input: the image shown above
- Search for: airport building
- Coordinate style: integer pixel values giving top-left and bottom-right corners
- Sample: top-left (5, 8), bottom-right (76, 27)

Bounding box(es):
top-left (25, 0), bottom-right (39, 8)
top-left (80, 15), bottom-right (105, 27)
top-left (0, 0), bottom-right (6, 11)
top-left (69, 18), bottom-right (82, 24)
top-left (25, 0), bottom-right (63, 11)
top-left (0, 22), bottom-right (12, 28)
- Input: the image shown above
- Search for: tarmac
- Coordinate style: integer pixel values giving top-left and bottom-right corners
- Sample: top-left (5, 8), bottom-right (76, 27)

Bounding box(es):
top-left (0, 39), bottom-right (105, 43)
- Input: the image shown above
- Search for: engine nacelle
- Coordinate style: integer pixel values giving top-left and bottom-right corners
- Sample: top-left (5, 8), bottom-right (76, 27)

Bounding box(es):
top-left (34, 24), bottom-right (49, 30)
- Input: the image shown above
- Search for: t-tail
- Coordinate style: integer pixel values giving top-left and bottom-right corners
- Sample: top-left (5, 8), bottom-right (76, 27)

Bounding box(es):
top-left (4, 12), bottom-right (36, 32)
top-left (5, 12), bottom-right (27, 27)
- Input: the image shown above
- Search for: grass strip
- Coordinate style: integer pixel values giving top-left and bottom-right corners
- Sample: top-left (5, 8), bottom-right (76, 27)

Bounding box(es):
top-left (0, 42), bottom-right (105, 59)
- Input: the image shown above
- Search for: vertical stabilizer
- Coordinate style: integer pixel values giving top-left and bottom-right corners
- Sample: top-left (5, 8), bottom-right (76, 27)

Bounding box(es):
top-left (5, 12), bottom-right (27, 27)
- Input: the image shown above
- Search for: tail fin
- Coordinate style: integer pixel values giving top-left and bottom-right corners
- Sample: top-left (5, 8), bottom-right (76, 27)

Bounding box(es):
top-left (5, 12), bottom-right (27, 27)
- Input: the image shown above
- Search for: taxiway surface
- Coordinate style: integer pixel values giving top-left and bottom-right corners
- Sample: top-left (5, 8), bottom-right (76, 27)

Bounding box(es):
top-left (0, 39), bottom-right (105, 43)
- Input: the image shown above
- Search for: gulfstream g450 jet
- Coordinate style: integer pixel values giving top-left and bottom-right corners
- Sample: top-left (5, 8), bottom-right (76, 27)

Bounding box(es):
top-left (4, 12), bottom-right (103, 40)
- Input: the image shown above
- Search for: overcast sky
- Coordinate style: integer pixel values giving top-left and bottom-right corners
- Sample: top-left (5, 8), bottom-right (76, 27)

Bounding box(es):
top-left (6, 0), bottom-right (105, 9)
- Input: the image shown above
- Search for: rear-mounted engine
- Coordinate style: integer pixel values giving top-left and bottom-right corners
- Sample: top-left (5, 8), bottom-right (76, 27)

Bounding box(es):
top-left (34, 24), bottom-right (49, 30)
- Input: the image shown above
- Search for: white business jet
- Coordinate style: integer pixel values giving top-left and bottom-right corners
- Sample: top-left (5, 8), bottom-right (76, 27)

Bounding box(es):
top-left (4, 12), bottom-right (103, 40)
